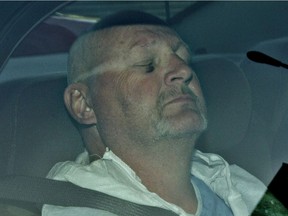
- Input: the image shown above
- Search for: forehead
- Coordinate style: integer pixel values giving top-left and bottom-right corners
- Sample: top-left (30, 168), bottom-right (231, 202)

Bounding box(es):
top-left (99, 25), bottom-right (184, 52)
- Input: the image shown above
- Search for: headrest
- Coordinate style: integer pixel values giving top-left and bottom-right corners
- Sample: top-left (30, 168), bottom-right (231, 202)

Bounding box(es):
top-left (193, 55), bottom-right (252, 153)
top-left (0, 75), bottom-right (83, 177)
top-left (240, 37), bottom-right (288, 175)
top-left (240, 37), bottom-right (288, 128)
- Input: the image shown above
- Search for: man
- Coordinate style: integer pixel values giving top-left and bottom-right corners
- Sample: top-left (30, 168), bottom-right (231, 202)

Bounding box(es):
top-left (42, 11), bottom-right (266, 216)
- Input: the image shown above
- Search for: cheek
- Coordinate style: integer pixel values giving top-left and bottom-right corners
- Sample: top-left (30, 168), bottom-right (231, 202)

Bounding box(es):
top-left (132, 79), bottom-right (159, 101)
top-left (92, 71), bottom-right (162, 121)
top-left (91, 75), bottom-right (120, 116)
top-left (117, 72), bottom-right (160, 106)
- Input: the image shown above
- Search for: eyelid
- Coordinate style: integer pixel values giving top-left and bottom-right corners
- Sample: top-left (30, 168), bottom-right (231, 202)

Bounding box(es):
top-left (133, 60), bottom-right (155, 73)
top-left (134, 58), bottom-right (154, 66)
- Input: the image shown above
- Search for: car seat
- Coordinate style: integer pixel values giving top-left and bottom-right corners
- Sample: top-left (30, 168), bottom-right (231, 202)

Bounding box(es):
top-left (0, 74), bottom-right (83, 178)
top-left (240, 37), bottom-right (288, 181)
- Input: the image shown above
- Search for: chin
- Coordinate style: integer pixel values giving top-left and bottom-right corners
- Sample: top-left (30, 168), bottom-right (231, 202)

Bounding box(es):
top-left (155, 112), bottom-right (207, 139)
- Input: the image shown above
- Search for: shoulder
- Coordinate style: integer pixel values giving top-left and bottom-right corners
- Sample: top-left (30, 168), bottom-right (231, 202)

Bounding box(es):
top-left (229, 164), bottom-right (266, 211)
top-left (191, 150), bottom-right (266, 214)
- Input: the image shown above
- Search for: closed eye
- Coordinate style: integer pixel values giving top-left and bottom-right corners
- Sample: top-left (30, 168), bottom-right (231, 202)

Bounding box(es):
top-left (144, 62), bottom-right (155, 73)
top-left (135, 61), bottom-right (155, 73)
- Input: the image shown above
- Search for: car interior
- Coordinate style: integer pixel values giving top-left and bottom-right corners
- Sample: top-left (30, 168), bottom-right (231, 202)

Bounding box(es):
top-left (0, 1), bottom-right (288, 215)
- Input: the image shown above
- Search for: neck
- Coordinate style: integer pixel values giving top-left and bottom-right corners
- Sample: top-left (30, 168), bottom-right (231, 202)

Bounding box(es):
top-left (115, 137), bottom-right (198, 214)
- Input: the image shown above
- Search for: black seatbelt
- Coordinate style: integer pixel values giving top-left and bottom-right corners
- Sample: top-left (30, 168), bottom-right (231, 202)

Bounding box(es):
top-left (0, 175), bottom-right (179, 216)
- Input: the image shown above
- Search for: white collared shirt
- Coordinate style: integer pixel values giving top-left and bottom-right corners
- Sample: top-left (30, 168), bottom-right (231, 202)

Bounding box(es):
top-left (42, 149), bottom-right (266, 216)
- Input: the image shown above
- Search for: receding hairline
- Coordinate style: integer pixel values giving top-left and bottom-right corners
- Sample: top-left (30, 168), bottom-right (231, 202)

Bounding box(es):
top-left (67, 24), bottom-right (175, 84)
top-left (67, 10), bottom-right (170, 84)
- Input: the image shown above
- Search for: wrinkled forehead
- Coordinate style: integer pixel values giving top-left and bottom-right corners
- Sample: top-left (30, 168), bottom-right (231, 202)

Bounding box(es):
top-left (95, 25), bottom-right (185, 57)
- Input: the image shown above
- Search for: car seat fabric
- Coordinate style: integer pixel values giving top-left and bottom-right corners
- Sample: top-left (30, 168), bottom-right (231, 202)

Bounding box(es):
top-left (0, 75), bottom-right (83, 177)
top-left (240, 37), bottom-right (288, 181)
top-left (192, 55), bottom-right (252, 153)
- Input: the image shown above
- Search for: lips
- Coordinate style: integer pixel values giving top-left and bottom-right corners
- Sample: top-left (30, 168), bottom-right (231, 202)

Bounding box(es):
top-left (164, 94), bottom-right (196, 107)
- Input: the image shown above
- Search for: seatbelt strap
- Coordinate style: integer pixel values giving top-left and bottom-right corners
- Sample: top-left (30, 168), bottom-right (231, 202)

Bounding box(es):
top-left (0, 175), bottom-right (179, 216)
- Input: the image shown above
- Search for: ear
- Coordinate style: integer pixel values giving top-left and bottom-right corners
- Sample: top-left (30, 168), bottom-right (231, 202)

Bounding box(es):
top-left (64, 83), bottom-right (97, 125)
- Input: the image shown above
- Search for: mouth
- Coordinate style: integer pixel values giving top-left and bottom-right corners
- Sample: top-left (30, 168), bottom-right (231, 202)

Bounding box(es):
top-left (164, 94), bottom-right (196, 107)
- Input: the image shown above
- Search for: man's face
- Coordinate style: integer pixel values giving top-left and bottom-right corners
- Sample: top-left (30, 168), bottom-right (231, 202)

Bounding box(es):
top-left (88, 25), bottom-right (207, 145)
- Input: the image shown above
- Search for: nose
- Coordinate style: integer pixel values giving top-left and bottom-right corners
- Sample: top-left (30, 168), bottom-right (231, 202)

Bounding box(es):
top-left (164, 55), bottom-right (193, 86)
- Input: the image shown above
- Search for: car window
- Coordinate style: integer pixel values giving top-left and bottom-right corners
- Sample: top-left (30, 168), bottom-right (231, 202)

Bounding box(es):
top-left (0, 1), bottom-right (288, 215)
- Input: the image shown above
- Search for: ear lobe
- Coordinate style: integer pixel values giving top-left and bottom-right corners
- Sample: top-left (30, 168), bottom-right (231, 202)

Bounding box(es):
top-left (64, 83), bottom-right (97, 125)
